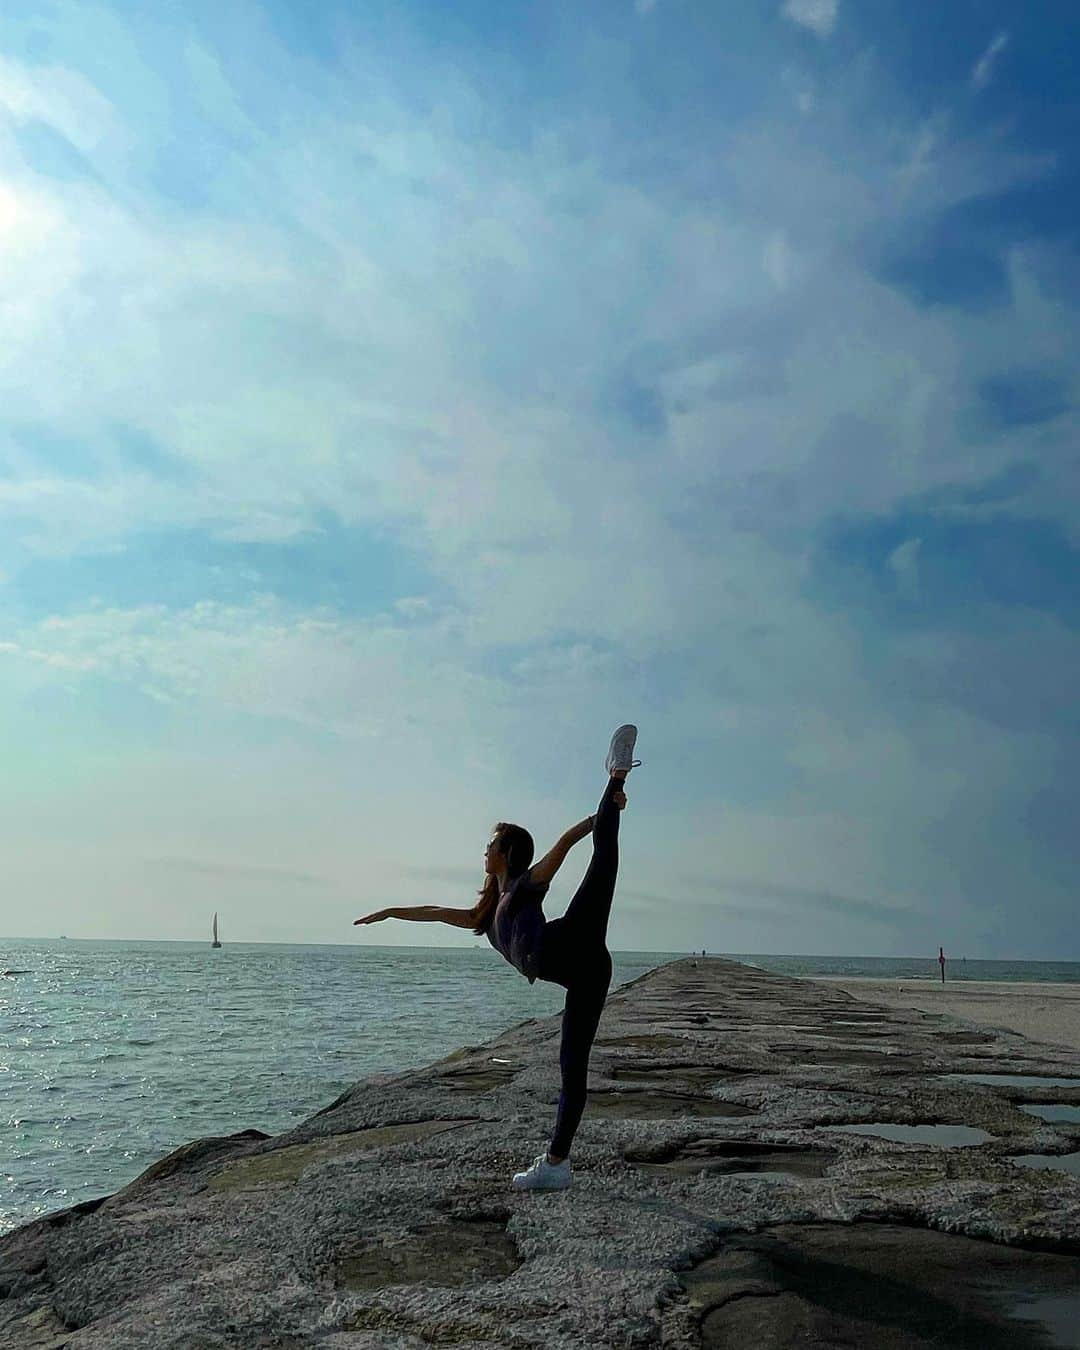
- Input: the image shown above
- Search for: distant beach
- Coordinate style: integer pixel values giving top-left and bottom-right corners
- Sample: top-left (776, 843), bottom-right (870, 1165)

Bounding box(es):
top-left (809, 977), bottom-right (1080, 1053)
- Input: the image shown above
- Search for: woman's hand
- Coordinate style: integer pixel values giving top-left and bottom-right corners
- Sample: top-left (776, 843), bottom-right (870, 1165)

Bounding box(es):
top-left (613, 789), bottom-right (627, 810)
top-left (353, 909), bottom-right (391, 926)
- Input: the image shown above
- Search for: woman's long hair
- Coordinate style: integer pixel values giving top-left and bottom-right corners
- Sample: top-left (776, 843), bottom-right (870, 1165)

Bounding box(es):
top-left (471, 822), bottom-right (534, 935)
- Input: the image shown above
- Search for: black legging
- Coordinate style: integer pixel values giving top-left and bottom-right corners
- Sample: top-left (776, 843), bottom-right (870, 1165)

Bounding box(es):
top-left (536, 774), bottom-right (622, 1158)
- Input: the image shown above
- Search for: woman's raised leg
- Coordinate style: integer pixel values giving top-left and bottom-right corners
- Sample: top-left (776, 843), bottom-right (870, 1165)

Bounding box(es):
top-left (558, 773), bottom-right (624, 951)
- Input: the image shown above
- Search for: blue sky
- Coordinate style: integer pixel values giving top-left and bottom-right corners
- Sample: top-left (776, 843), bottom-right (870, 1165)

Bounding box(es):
top-left (1, 0), bottom-right (1077, 957)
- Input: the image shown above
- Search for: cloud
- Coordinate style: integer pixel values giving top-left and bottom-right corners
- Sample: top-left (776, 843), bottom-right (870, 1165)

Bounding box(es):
top-left (0, 599), bottom-right (491, 742)
top-left (146, 857), bottom-right (331, 886)
top-left (635, 0), bottom-right (659, 13)
top-left (0, 52), bottom-right (121, 155)
top-left (679, 876), bottom-right (924, 925)
top-left (887, 536), bottom-right (922, 598)
top-left (971, 31), bottom-right (1009, 92)
top-left (619, 887), bottom-right (794, 924)
top-left (781, 0), bottom-right (839, 39)
top-left (399, 863), bottom-right (483, 886)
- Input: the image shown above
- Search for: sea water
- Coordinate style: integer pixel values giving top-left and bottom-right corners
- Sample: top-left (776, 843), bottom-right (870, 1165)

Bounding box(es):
top-left (3, 941), bottom-right (1078, 1236)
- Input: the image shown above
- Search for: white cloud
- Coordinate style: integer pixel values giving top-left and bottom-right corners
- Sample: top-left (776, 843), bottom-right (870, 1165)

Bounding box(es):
top-left (394, 596), bottom-right (433, 618)
top-left (887, 536), bottom-right (922, 597)
top-left (0, 43), bottom-right (1059, 577)
top-left (897, 119), bottom-right (943, 193)
top-left (781, 0), bottom-right (839, 39)
top-left (635, 0), bottom-right (658, 13)
top-left (971, 31), bottom-right (1010, 91)
top-left (0, 52), bottom-right (120, 154)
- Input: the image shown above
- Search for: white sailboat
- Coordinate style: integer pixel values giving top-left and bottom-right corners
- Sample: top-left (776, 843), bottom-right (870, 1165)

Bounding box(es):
top-left (211, 912), bottom-right (222, 948)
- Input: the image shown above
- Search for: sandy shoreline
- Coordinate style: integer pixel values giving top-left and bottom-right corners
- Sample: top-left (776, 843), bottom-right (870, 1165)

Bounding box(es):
top-left (807, 976), bottom-right (1080, 1053)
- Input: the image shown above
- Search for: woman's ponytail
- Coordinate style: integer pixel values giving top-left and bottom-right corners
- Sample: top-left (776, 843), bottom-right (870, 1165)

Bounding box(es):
top-left (471, 873), bottom-right (499, 935)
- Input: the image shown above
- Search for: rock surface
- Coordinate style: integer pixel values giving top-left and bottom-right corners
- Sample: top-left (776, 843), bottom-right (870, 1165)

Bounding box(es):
top-left (3, 957), bottom-right (1080, 1348)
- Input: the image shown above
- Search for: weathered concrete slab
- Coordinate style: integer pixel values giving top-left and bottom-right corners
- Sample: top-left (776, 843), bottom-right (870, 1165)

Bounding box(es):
top-left (2, 957), bottom-right (1079, 1348)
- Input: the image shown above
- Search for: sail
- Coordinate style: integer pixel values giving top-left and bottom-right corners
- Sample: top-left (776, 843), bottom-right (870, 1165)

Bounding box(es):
top-left (212, 912), bottom-right (219, 944)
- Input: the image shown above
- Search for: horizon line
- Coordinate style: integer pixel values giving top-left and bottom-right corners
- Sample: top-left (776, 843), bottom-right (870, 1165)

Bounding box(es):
top-left (2, 936), bottom-right (1077, 964)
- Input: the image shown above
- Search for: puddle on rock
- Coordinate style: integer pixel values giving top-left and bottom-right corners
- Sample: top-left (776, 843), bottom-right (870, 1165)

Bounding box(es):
top-left (1007, 1292), bottom-right (1080, 1348)
top-left (586, 1090), bottom-right (753, 1120)
top-left (824, 1123), bottom-right (993, 1147)
top-left (608, 1064), bottom-right (742, 1093)
top-left (805, 1026), bottom-right (898, 1040)
top-left (681, 1223), bottom-right (1080, 1350)
top-left (791, 1048), bottom-right (922, 1070)
top-left (626, 1138), bottom-right (832, 1180)
top-left (723, 1170), bottom-right (806, 1183)
top-left (826, 1016), bottom-right (892, 1026)
top-left (1011, 1152), bottom-right (1080, 1178)
top-left (944, 1073), bottom-right (1080, 1089)
top-left (336, 1217), bottom-right (520, 1290)
top-left (1018, 1104), bottom-right (1080, 1124)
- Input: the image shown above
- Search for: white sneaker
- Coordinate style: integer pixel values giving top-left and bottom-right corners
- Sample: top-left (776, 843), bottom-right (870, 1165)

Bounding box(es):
top-left (512, 1153), bottom-right (572, 1191)
top-left (604, 724), bottom-right (641, 777)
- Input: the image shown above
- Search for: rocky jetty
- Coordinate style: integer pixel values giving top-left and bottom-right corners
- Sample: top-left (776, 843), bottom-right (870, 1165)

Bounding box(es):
top-left (3, 958), bottom-right (1080, 1348)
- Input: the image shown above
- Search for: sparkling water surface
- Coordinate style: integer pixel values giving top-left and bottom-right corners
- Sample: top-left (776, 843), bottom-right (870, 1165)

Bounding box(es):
top-left (3, 942), bottom-right (1078, 1236)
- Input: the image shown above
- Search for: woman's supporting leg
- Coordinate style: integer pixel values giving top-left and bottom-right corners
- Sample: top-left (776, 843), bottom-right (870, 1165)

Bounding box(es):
top-left (548, 949), bottom-right (613, 1160)
top-left (558, 775), bottom-right (624, 951)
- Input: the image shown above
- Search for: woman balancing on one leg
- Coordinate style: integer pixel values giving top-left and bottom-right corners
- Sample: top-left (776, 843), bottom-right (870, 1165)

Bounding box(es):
top-left (354, 724), bottom-right (640, 1192)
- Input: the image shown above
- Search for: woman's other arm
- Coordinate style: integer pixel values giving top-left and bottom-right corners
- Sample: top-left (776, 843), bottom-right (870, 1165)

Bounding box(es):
top-left (530, 789), bottom-right (628, 885)
top-left (353, 906), bottom-right (477, 929)
top-left (529, 816), bottom-right (594, 886)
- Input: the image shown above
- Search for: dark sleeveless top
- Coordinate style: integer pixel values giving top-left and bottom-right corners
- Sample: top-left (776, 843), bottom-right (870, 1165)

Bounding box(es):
top-left (485, 869), bottom-right (549, 983)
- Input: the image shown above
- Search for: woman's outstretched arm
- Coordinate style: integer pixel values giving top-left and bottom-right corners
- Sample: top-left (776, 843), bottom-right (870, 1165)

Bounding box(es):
top-left (354, 906), bottom-right (476, 929)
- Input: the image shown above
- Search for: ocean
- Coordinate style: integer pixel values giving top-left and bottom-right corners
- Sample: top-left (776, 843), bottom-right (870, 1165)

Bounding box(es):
top-left (3, 939), bottom-right (1079, 1237)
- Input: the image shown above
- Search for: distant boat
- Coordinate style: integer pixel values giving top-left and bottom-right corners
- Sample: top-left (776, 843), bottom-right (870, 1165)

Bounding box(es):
top-left (211, 912), bottom-right (222, 949)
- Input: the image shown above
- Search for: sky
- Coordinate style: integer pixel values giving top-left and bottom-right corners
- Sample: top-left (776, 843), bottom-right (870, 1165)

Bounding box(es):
top-left (1, 0), bottom-right (1077, 958)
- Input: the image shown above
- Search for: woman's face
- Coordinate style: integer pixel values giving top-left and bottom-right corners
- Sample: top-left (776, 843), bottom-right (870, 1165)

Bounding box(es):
top-left (483, 832), bottom-right (503, 875)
